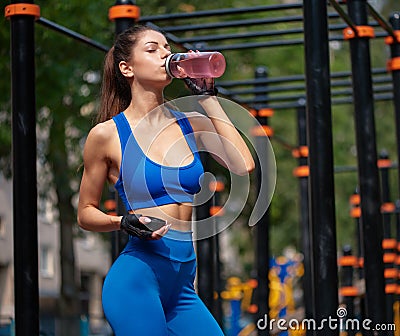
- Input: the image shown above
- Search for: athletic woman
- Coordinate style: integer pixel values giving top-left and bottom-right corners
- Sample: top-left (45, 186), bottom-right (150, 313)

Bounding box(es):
top-left (77, 25), bottom-right (254, 336)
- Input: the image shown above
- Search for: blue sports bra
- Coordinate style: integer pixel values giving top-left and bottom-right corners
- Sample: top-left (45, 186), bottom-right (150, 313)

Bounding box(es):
top-left (113, 110), bottom-right (204, 211)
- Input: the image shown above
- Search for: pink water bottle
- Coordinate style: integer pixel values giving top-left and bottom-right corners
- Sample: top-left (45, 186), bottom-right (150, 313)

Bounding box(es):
top-left (165, 51), bottom-right (226, 79)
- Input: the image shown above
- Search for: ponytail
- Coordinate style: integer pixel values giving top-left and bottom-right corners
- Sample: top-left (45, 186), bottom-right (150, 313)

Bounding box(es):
top-left (96, 25), bottom-right (160, 124)
top-left (97, 46), bottom-right (131, 123)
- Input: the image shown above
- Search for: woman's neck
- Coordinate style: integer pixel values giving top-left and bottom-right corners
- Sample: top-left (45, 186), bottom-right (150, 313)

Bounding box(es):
top-left (126, 86), bottom-right (166, 122)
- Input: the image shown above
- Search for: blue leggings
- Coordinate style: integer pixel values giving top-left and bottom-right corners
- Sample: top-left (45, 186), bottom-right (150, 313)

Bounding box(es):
top-left (102, 230), bottom-right (225, 336)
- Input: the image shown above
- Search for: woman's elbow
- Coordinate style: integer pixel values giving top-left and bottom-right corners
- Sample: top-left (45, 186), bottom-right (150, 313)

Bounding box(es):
top-left (246, 159), bottom-right (256, 174)
top-left (77, 210), bottom-right (90, 231)
top-left (233, 158), bottom-right (256, 176)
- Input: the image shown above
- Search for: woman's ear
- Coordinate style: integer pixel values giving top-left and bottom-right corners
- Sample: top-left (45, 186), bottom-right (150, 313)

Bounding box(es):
top-left (119, 61), bottom-right (134, 78)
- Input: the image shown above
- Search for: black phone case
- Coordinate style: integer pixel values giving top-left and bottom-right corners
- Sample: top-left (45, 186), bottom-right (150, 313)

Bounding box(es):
top-left (135, 215), bottom-right (167, 231)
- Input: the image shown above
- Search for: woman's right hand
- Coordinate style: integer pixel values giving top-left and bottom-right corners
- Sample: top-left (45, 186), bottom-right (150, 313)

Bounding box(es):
top-left (120, 214), bottom-right (171, 240)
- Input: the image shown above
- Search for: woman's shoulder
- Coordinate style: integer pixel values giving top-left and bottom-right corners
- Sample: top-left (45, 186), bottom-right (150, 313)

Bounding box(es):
top-left (86, 119), bottom-right (117, 145)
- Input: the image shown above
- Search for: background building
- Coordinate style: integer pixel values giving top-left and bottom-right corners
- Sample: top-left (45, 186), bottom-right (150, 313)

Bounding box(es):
top-left (0, 174), bottom-right (112, 335)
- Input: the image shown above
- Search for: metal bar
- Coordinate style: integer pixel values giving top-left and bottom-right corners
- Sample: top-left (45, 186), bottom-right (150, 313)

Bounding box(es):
top-left (226, 81), bottom-right (392, 97)
top-left (218, 68), bottom-right (388, 87)
top-left (329, 0), bottom-right (359, 35)
top-left (174, 27), bottom-right (304, 44)
top-left (224, 92), bottom-right (394, 110)
top-left (396, 201), bottom-right (400, 316)
top-left (340, 246), bottom-right (357, 336)
top-left (388, 12), bottom-right (400, 320)
top-left (194, 29), bottom-right (390, 52)
top-left (156, 16), bottom-right (303, 33)
top-left (173, 27), bottom-right (385, 48)
top-left (389, 12), bottom-right (400, 194)
top-left (111, 0), bottom-right (137, 257)
top-left (350, 188), bottom-right (365, 281)
top-left (173, 21), bottom-right (382, 44)
top-left (205, 39), bottom-right (305, 52)
top-left (211, 182), bottom-right (224, 329)
top-left (296, 101), bottom-right (314, 336)
top-left (303, 0), bottom-right (339, 334)
top-left (195, 153), bottom-right (214, 312)
top-left (330, 30), bottom-right (390, 40)
top-left (234, 85), bottom-right (393, 104)
top-left (366, 1), bottom-right (397, 39)
top-left (36, 17), bottom-right (109, 52)
top-left (113, 0), bottom-right (137, 35)
top-left (379, 151), bottom-right (395, 336)
top-left (155, 13), bottom-right (341, 33)
top-left (139, 3), bottom-right (304, 22)
top-left (9, 0), bottom-right (40, 335)
top-left (235, 93), bottom-right (394, 110)
top-left (334, 92), bottom-right (394, 104)
top-left (346, 0), bottom-right (386, 332)
top-left (253, 66), bottom-right (271, 336)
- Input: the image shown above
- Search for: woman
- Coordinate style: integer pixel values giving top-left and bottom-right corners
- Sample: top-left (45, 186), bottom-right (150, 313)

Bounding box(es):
top-left (77, 25), bottom-right (254, 336)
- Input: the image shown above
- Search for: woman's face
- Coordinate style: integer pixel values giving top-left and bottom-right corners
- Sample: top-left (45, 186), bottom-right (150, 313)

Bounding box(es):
top-left (129, 30), bottom-right (172, 86)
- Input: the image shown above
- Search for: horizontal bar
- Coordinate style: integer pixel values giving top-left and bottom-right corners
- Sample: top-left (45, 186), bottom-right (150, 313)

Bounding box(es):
top-left (328, 0), bottom-right (359, 35)
top-left (36, 17), bottom-right (109, 52)
top-left (335, 162), bottom-right (399, 174)
top-left (175, 27), bottom-right (304, 44)
top-left (235, 92), bottom-right (394, 111)
top-left (231, 88), bottom-right (393, 105)
top-left (156, 16), bottom-right (304, 33)
top-left (207, 39), bottom-right (305, 51)
top-left (173, 20), bottom-right (382, 45)
top-left (225, 76), bottom-right (392, 95)
top-left (156, 12), bottom-right (341, 34)
top-left (139, 3), bottom-right (304, 23)
top-left (366, 1), bottom-right (397, 39)
top-left (198, 29), bottom-right (389, 52)
top-left (218, 68), bottom-right (388, 87)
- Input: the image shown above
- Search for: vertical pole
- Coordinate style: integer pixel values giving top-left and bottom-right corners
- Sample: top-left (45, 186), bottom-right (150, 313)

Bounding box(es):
top-left (349, 190), bottom-right (364, 280)
top-left (346, 0), bottom-right (386, 330)
top-left (378, 151), bottom-right (396, 335)
top-left (339, 246), bottom-right (357, 336)
top-left (395, 200), bottom-right (400, 325)
top-left (109, 0), bottom-right (138, 256)
top-left (8, 1), bottom-right (39, 335)
top-left (253, 66), bottom-right (270, 336)
top-left (295, 100), bottom-right (314, 336)
top-left (196, 153), bottom-right (214, 310)
top-left (111, 0), bottom-right (138, 35)
top-left (210, 177), bottom-right (225, 329)
top-left (104, 189), bottom-right (122, 261)
top-left (349, 189), bottom-right (367, 324)
top-left (388, 13), bottom-right (400, 328)
top-left (303, 0), bottom-right (339, 334)
top-left (388, 13), bottom-right (400, 195)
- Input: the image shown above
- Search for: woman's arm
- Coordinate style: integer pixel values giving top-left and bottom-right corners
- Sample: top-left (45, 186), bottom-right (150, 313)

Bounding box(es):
top-left (195, 96), bottom-right (255, 176)
top-left (77, 122), bottom-right (169, 239)
top-left (77, 123), bottom-right (121, 232)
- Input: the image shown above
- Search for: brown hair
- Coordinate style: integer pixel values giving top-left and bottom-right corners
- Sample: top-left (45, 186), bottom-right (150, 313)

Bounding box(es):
top-left (97, 25), bottom-right (161, 123)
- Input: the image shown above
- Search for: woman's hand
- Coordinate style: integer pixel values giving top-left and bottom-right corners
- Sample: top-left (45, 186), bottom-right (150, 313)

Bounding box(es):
top-left (120, 214), bottom-right (171, 240)
top-left (183, 77), bottom-right (218, 96)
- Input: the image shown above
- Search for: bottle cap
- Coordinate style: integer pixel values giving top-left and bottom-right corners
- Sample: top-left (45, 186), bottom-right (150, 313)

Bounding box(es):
top-left (165, 54), bottom-right (175, 78)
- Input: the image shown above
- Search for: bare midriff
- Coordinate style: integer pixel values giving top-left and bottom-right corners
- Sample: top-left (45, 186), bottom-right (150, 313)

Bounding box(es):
top-left (130, 202), bottom-right (193, 232)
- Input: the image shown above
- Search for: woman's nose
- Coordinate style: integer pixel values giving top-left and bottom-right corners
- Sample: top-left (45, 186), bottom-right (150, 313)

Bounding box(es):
top-left (162, 49), bottom-right (171, 58)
